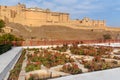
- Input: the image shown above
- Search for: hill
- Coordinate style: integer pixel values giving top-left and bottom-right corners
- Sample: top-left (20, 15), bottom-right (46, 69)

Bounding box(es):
top-left (6, 23), bottom-right (120, 40)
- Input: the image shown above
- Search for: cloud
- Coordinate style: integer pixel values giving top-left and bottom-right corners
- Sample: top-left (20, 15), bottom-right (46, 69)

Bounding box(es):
top-left (53, 0), bottom-right (78, 5)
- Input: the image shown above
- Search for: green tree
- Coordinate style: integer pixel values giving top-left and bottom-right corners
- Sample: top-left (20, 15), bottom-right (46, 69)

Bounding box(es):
top-left (0, 20), bottom-right (5, 31)
top-left (0, 33), bottom-right (23, 43)
top-left (0, 33), bottom-right (15, 42)
top-left (103, 33), bottom-right (111, 40)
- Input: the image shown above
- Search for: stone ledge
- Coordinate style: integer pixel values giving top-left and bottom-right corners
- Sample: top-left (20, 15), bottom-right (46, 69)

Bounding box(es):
top-left (49, 67), bottom-right (120, 80)
top-left (0, 47), bottom-right (22, 80)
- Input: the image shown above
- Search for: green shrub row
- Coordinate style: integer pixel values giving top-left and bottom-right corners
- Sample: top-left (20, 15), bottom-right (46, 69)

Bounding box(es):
top-left (0, 44), bottom-right (12, 55)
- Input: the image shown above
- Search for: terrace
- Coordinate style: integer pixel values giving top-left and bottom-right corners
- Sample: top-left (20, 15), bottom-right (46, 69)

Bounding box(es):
top-left (0, 42), bottom-right (120, 80)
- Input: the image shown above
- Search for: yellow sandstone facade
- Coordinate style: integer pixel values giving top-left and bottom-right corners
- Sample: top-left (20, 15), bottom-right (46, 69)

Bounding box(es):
top-left (0, 3), bottom-right (106, 28)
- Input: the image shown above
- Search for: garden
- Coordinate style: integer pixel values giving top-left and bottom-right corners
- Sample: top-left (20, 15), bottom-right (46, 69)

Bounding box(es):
top-left (25, 48), bottom-right (74, 72)
top-left (8, 44), bottom-right (120, 80)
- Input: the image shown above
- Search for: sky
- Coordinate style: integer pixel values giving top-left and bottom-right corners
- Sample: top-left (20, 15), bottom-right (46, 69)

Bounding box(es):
top-left (0, 0), bottom-right (120, 27)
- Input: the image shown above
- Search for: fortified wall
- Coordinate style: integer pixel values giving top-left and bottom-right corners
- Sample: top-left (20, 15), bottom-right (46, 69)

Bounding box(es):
top-left (0, 3), bottom-right (106, 28)
top-left (0, 3), bottom-right (69, 26)
top-left (70, 17), bottom-right (106, 29)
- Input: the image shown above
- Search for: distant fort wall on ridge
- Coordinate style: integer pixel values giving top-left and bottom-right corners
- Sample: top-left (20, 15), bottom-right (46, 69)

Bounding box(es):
top-left (0, 3), bottom-right (106, 28)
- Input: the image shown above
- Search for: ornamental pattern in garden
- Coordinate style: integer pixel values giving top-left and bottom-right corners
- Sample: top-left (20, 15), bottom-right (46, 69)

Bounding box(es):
top-left (9, 44), bottom-right (120, 80)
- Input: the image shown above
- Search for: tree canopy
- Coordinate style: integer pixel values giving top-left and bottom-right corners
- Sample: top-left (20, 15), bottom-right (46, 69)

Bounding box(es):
top-left (103, 33), bottom-right (112, 40)
top-left (0, 33), bottom-right (23, 43)
top-left (0, 20), bottom-right (5, 29)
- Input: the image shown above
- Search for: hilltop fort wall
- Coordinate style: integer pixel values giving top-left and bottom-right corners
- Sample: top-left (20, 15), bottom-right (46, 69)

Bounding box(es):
top-left (0, 3), bottom-right (106, 28)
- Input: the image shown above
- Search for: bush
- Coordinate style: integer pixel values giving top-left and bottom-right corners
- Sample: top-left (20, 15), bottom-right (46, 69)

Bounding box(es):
top-left (53, 44), bottom-right (68, 52)
top-left (26, 49), bottom-right (74, 69)
top-left (0, 33), bottom-right (23, 42)
top-left (0, 20), bottom-right (5, 31)
top-left (62, 63), bottom-right (82, 74)
top-left (103, 33), bottom-right (111, 40)
top-left (0, 44), bottom-right (12, 55)
top-left (70, 46), bottom-right (113, 56)
top-left (0, 33), bottom-right (24, 46)
top-left (25, 63), bottom-right (40, 72)
top-left (113, 56), bottom-right (120, 60)
top-left (112, 61), bottom-right (118, 64)
top-left (83, 58), bottom-right (120, 71)
top-left (84, 61), bottom-right (109, 71)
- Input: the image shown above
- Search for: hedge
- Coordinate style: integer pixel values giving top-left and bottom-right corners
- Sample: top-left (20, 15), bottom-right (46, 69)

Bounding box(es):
top-left (0, 44), bottom-right (12, 55)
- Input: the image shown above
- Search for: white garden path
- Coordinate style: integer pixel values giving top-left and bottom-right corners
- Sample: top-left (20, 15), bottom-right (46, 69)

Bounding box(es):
top-left (18, 50), bottom-right (28, 80)
top-left (0, 47), bottom-right (22, 80)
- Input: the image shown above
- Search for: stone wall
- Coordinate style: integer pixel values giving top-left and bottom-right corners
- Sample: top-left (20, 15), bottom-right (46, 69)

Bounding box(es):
top-left (0, 3), bottom-right (69, 26)
top-left (70, 17), bottom-right (106, 29)
top-left (0, 3), bottom-right (110, 30)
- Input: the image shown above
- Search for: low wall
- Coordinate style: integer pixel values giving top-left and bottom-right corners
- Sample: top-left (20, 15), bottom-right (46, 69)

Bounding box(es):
top-left (24, 39), bottom-right (120, 46)
top-left (49, 68), bottom-right (120, 80)
top-left (22, 45), bottom-right (62, 49)
top-left (22, 43), bottom-right (120, 49)
top-left (0, 47), bottom-right (23, 80)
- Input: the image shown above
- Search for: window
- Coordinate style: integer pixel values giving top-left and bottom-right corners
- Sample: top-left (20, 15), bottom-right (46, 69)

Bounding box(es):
top-left (80, 21), bottom-right (82, 23)
top-left (5, 6), bottom-right (7, 8)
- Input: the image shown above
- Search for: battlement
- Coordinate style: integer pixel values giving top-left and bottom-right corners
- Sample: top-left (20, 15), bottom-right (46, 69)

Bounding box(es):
top-left (0, 3), bottom-right (106, 28)
top-left (80, 17), bottom-right (105, 27)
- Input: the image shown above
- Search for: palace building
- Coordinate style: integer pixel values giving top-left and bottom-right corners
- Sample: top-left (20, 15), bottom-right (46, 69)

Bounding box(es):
top-left (0, 3), bottom-right (106, 28)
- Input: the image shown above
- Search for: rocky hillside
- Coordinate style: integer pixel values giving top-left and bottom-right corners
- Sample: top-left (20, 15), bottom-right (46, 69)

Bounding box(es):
top-left (6, 23), bottom-right (120, 40)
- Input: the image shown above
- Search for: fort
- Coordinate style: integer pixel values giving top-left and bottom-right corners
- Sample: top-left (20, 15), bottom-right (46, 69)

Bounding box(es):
top-left (0, 3), bottom-right (106, 28)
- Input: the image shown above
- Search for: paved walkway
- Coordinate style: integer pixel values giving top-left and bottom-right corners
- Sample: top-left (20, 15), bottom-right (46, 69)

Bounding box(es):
top-left (18, 50), bottom-right (28, 80)
top-left (0, 47), bottom-right (22, 80)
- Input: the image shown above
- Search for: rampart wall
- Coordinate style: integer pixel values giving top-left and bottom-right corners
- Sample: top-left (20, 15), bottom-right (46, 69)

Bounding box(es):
top-left (0, 3), bottom-right (106, 28)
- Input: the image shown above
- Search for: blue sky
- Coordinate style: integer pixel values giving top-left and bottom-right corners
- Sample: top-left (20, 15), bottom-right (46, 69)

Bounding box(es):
top-left (0, 0), bottom-right (120, 27)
